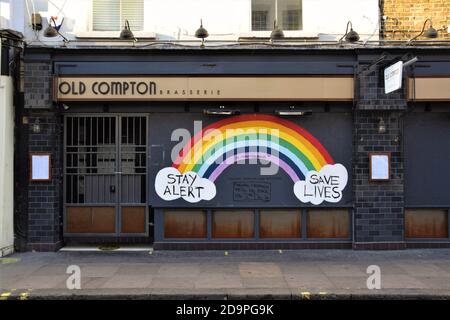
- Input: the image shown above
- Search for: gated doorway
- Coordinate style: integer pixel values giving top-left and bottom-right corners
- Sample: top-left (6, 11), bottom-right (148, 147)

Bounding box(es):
top-left (63, 115), bottom-right (149, 237)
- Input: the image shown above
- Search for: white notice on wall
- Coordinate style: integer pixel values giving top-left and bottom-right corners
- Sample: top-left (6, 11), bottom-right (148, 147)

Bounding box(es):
top-left (371, 154), bottom-right (389, 180)
top-left (31, 155), bottom-right (50, 180)
top-left (384, 61), bottom-right (403, 94)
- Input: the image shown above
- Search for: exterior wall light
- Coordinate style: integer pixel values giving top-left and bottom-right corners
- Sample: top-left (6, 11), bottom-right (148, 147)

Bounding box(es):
top-left (408, 18), bottom-right (438, 44)
top-left (195, 19), bottom-right (209, 48)
top-left (275, 110), bottom-right (312, 116)
top-left (378, 117), bottom-right (386, 134)
top-left (339, 21), bottom-right (360, 43)
top-left (204, 106), bottom-right (240, 115)
top-left (43, 17), bottom-right (68, 43)
top-left (270, 20), bottom-right (284, 41)
top-left (31, 118), bottom-right (41, 134)
top-left (120, 20), bottom-right (135, 40)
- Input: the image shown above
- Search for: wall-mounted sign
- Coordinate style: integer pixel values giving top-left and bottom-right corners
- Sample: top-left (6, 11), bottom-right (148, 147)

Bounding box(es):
top-left (154, 114), bottom-right (349, 205)
top-left (384, 61), bottom-right (403, 94)
top-left (369, 152), bottom-right (390, 181)
top-left (29, 153), bottom-right (52, 182)
top-left (54, 76), bottom-right (354, 101)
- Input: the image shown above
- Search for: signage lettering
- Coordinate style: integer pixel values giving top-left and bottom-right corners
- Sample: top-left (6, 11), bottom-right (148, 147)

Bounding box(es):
top-left (54, 76), bottom-right (354, 101)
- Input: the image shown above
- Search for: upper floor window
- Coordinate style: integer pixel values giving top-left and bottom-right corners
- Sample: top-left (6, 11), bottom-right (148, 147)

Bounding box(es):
top-left (93, 0), bottom-right (144, 31)
top-left (251, 0), bottom-right (302, 31)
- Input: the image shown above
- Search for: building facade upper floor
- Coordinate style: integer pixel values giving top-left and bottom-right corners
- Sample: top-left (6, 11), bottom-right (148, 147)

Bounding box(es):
top-left (1, 1), bottom-right (448, 48)
top-left (2, 0), bottom-right (382, 44)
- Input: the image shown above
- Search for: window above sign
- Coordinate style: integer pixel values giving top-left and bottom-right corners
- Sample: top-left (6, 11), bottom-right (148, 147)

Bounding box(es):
top-left (92, 0), bottom-right (144, 32)
top-left (251, 0), bottom-right (302, 31)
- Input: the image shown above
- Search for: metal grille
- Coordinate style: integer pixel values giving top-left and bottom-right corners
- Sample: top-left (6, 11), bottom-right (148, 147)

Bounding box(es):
top-left (65, 115), bottom-right (147, 204)
top-left (282, 10), bottom-right (301, 30)
top-left (64, 115), bottom-right (148, 236)
top-left (65, 116), bottom-right (117, 204)
top-left (120, 116), bottom-right (147, 204)
top-left (252, 11), bottom-right (268, 31)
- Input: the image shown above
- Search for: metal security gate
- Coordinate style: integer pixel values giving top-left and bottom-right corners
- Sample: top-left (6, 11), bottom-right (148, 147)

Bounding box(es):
top-left (64, 115), bottom-right (148, 237)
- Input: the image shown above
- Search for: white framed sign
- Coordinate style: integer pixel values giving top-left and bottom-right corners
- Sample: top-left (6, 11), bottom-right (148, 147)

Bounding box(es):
top-left (30, 153), bottom-right (52, 182)
top-left (369, 152), bottom-right (390, 181)
top-left (384, 61), bottom-right (403, 94)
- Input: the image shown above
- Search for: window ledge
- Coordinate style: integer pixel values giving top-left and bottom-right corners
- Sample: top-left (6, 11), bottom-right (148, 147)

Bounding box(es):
top-left (238, 31), bottom-right (319, 40)
top-left (76, 31), bottom-right (156, 39)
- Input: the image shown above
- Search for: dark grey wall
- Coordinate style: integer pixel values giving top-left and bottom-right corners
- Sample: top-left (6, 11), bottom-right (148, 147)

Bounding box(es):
top-left (404, 112), bottom-right (450, 207)
top-left (18, 47), bottom-right (450, 250)
top-left (148, 112), bottom-right (353, 208)
top-left (27, 112), bottom-right (63, 251)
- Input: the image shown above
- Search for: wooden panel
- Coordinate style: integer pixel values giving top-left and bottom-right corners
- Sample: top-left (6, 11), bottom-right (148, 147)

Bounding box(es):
top-left (213, 210), bottom-right (254, 238)
top-left (405, 209), bottom-right (448, 238)
top-left (121, 207), bottom-right (146, 234)
top-left (91, 207), bottom-right (116, 233)
top-left (66, 207), bottom-right (91, 233)
top-left (66, 206), bottom-right (115, 233)
top-left (260, 210), bottom-right (301, 238)
top-left (164, 210), bottom-right (206, 238)
top-left (307, 209), bottom-right (349, 238)
top-left (408, 77), bottom-right (450, 101)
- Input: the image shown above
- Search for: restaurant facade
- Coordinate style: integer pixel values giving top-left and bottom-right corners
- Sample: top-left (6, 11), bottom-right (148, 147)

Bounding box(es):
top-left (16, 45), bottom-right (450, 251)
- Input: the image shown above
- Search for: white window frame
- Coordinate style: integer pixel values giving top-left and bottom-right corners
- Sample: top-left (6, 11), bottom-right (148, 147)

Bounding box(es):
top-left (76, 0), bottom-right (154, 39)
top-left (243, 0), bottom-right (315, 39)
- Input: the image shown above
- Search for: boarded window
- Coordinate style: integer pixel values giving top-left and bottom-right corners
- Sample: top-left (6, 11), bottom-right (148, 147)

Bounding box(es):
top-left (66, 206), bottom-right (116, 233)
top-left (93, 0), bottom-right (144, 31)
top-left (213, 210), bottom-right (254, 238)
top-left (121, 207), bottom-right (146, 233)
top-left (164, 210), bottom-right (207, 238)
top-left (404, 113), bottom-right (450, 207)
top-left (260, 210), bottom-right (301, 238)
top-left (405, 209), bottom-right (448, 238)
top-left (307, 209), bottom-right (350, 238)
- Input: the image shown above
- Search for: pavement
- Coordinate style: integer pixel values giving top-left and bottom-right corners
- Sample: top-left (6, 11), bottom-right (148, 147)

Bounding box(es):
top-left (1, 249), bottom-right (450, 300)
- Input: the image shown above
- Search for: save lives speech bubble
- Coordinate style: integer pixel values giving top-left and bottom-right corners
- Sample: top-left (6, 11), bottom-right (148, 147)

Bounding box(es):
top-left (293, 164), bottom-right (348, 205)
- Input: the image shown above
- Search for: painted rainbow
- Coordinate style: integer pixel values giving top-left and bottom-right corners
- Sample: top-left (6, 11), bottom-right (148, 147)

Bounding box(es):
top-left (173, 114), bottom-right (334, 182)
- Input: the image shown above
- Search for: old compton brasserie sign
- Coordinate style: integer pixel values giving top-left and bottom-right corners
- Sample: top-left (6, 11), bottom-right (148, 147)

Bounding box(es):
top-left (53, 76), bottom-right (354, 101)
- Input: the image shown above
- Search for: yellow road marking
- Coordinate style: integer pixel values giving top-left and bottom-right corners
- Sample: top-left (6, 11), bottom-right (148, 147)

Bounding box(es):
top-left (19, 292), bottom-right (29, 300)
top-left (0, 258), bottom-right (20, 264)
top-left (300, 291), bottom-right (310, 300)
top-left (0, 292), bottom-right (11, 300)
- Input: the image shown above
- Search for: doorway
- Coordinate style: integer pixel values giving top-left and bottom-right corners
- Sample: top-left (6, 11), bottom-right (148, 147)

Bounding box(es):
top-left (63, 115), bottom-right (148, 237)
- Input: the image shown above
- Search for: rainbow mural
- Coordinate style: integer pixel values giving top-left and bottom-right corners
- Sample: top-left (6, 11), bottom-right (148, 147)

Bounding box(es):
top-left (172, 114), bottom-right (335, 183)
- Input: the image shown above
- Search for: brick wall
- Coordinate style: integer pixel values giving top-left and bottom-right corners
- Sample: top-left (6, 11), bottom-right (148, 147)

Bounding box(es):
top-left (353, 58), bottom-right (406, 249)
top-left (24, 61), bottom-right (53, 109)
top-left (383, 0), bottom-right (450, 40)
top-left (353, 111), bottom-right (405, 247)
top-left (357, 64), bottom-right (407, 111)
top-left (22, 60), bottom-right (63, 251)
top-left (27, 112), bottom-right (63, 251)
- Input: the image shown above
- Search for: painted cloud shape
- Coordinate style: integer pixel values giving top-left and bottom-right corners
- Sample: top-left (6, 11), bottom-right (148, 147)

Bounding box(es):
top-left (155, 167), bottom-right (216, 203)
top-left (293, 164), bottom-right (348, 205)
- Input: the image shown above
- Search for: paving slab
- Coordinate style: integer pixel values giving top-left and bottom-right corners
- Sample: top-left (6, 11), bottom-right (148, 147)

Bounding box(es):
top-left (239, 262), bottom-right (283, 278)
top-left (194, 275), bottom-right (243, 289)
top-left (101, 275), bottom-right (154, 289)
top-left (157, 263), bottom-right (201, 278)
top-left (284, 274), bottom-right (335, 289)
